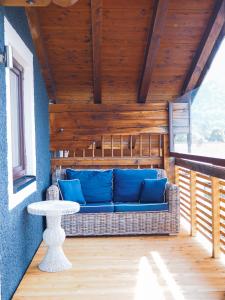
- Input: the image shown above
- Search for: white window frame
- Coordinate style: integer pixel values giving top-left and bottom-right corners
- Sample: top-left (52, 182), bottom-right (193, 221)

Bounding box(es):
top-left (4, 17), bottom-right (37, 210)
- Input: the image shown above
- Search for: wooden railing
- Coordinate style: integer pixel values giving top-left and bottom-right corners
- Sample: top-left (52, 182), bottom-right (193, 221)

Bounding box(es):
top-left (51, 133), bottom-right (166, 170)
top-left (175, 160), bottom-right (225, 257)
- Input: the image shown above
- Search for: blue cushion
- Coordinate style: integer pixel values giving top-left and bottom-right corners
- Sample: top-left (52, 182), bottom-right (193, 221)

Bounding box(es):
top-left (57, 179), bottom-right (86, 204)
top-left (66, 169), bottom-right (113, 203)
top-left (113, 169), bottom-right (158, 202)
top-left (114, 202), bottom-right (169, 212)
top-left (79, 202), bottom-right (114, 213)
top-left (139, 178), bottom-right (167, 203)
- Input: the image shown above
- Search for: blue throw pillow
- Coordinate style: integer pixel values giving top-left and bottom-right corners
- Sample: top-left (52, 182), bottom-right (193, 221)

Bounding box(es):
top-left (113, 169), bottom-right (158, 203)
top-left (139, 178), bottom-right (167, 203)
top-left (66, 169), bottom-right (113, 203)
top-left (58, 179), bottom-right (86, 204)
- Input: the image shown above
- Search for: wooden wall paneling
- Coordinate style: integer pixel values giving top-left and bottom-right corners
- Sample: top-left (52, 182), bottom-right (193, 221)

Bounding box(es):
top-left (102, 0), bottom-right (153, 103)
top-left (49, 104), bottom-right (168, 153)
top-left (26, 7), bottom-right (56, 99)
top-left (211, 176), bottom-right (221, 258)
top-left (181, 0), bottom-right (225, 94)
top-left (91, 0), bottom-right (102, 103)
top-left (37, 2), bottom-right (93, 103)
top-left (138, 0), bottom-right (169, 103)
top-left (51, 157), bottom-right (163, 168)
top-left (190, 170), bottom-right (197, 237)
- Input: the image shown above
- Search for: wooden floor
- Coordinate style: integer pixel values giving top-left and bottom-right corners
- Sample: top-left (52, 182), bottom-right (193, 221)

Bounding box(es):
top-left (13, 226), bottom-right (225, 300)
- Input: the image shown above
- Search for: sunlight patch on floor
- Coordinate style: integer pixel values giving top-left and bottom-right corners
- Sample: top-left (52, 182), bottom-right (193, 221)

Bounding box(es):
top-left (135, 256), bottom-right (165, 300)
top-left (151, 251), bottom-right (185, 300)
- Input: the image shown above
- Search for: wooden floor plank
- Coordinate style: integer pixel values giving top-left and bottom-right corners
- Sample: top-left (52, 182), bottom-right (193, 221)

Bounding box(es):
top-left (13, 225), bottom-right (225, 300)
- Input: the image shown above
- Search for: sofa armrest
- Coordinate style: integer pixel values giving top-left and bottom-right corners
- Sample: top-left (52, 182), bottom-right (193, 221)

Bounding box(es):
top-left (46, 184), bottom-right (60, 200)
top-left (165, 183), bottom-right (180, 213)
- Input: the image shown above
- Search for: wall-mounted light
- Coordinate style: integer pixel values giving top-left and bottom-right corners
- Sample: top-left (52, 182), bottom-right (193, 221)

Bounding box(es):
top-left (26, 0), bottom-right (36, 4)
top-left (0, 45), bottom-right (13, 69)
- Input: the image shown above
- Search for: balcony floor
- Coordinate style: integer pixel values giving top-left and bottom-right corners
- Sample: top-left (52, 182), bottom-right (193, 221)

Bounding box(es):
top-left (13, 225), bottom-right (225, 300)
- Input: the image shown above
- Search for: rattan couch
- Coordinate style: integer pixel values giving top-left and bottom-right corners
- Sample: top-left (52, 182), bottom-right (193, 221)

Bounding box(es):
top-left (50, 169), bottom-right (180, 236)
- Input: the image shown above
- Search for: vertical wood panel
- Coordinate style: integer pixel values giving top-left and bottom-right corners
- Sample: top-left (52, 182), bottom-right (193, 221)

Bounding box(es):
top-left (120, 135), bottom-right (123, 157)
top-left (101, 136), bottom-right (104, 157)
top-left (190, 170), bottom-right (197, 237)
top-left (211, 176), bottom-right (220, 258)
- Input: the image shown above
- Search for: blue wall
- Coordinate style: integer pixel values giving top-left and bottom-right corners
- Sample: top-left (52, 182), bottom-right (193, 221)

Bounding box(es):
top-left (0, 7), bottom-right (50, 300)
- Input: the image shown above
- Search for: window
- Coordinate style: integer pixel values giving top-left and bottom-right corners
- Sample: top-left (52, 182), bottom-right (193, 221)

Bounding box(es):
top-left (10, 59), bottom-right (26, 180)
top-left (170, 36), bottom-right (225, 160)
top-left (5, 18), bottom-right (37, 209)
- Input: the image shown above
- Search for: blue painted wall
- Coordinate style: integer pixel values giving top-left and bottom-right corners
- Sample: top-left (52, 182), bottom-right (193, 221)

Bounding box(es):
top-left (0, 7), bottom-right (50, 300)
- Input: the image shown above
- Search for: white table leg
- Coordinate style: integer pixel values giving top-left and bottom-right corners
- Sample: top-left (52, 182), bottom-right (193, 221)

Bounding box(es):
top-left (39, 215), bottom-right (72, 272)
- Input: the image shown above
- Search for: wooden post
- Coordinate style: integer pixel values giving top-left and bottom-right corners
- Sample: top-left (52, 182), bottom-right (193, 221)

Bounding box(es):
top-left (190, 170), bottom-right (197, 237)
top-left (175, 165), bottom-right (179, 185)
top-left (130, 136), bottom-right (133, 157)
top-left (140, 135), bottom-right (143, 156)
top-left (120, 135), bottom-right (123, 157)
top-left (211, 176), bottom-right (220, 258)
top-left (92, 142), bottom-right (95, 158)
top-left (149, 134), bottom-right (151, 157)
top-left (111, 135), bottom-right (113, 157)
top-left (159, 134), bottom-right (162, 157)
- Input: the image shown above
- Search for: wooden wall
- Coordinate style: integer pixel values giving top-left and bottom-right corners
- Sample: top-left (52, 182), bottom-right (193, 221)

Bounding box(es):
top-left (49, 102), bottom-right (171, 176)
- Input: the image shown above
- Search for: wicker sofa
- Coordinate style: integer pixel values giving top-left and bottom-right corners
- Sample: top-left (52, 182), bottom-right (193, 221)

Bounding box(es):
top-left (50, 168), bottom-right (180, 236)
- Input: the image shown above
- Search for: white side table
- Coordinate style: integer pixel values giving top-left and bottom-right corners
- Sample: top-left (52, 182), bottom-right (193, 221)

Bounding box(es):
top-left (27, 200), bottom-right (80, 272)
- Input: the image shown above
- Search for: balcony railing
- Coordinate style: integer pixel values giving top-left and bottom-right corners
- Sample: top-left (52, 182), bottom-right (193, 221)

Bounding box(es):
top-left (175, 159), bottom-right (225, 258)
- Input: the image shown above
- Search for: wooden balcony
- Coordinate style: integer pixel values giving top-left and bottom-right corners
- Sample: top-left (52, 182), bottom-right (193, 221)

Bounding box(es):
top-left (13, 224), bottom-right (225, 300)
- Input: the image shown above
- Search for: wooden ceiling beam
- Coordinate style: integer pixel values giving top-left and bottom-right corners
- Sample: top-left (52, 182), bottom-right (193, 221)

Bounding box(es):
top-left (91, 0), bottom-right (102, 104)
top-left (137, 0), bottom-right (169, 103)
top-left (26, 7), bottom-right (56, 100)
top-left (181, 0), bottom-right (225, 95)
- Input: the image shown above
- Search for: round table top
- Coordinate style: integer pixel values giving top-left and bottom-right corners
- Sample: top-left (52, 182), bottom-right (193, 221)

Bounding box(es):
top-left (27, 200), bottom-right (80, 216)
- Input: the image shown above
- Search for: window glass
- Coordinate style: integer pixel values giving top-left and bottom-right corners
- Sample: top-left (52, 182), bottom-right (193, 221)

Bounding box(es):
top-left (9, 61), bottom-right (25, 179)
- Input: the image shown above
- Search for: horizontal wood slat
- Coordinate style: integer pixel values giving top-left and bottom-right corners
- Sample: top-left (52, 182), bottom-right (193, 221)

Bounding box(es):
top-left (51, 157), bottom-right (162, 168)
top-left (176, 165), bottom-right (225, 257)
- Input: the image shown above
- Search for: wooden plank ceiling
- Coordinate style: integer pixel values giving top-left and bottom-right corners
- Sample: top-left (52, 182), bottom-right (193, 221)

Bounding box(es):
top-left (24, 0), bottom-right (219, 104)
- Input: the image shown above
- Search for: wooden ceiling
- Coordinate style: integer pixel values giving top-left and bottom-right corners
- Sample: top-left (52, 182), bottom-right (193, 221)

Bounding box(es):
top-left (4, 0), bottom-right (225, 104)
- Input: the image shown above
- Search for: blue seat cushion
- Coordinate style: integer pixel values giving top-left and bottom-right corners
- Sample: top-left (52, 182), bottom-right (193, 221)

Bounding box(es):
top-left (113, 169), bottom-right (158, 203)
top-left (79, 202), bottom-right (114, 213)
top-left (66, 169), bottom-right (113, 203)
top-left (139, 178), bottom-right (167, 203)
top-left (57, 179), bottom-right (86, 204)
top-left (114, 202), bottom-right (169, 212)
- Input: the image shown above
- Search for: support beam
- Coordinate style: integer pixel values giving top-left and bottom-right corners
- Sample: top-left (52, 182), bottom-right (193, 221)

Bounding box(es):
top-left (26, 7), bottom-right (56, 100)
top-left (181, 0), bottom-right (225, 95)
top-left (137, 0), bottom-right (169, 103)
top-left (211, 176), bottom-right (220, 258)
top-left (91, 0), bottom-right (102, 104)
